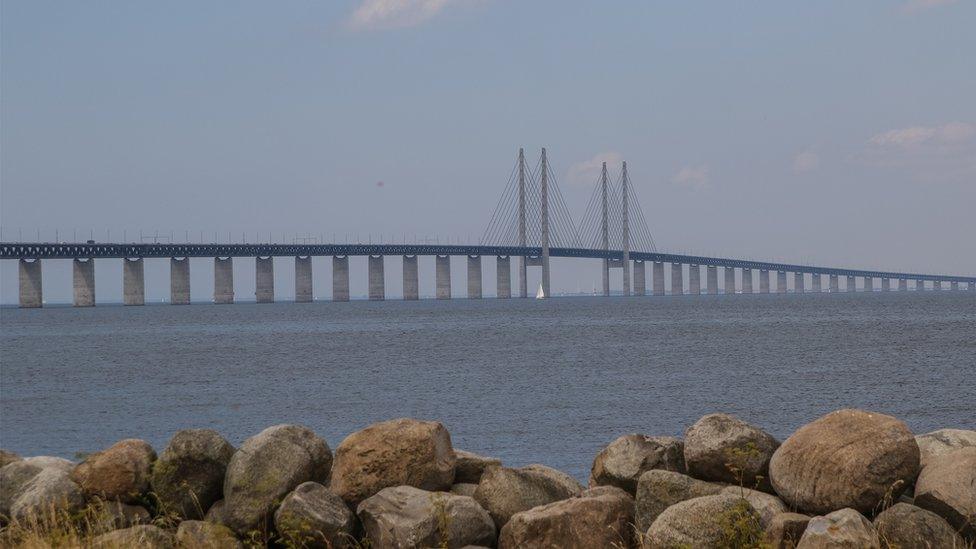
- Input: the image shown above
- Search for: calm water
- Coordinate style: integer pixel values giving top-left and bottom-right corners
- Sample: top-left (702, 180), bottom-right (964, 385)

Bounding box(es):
top-left (1, 292), bottom-right (974, 480)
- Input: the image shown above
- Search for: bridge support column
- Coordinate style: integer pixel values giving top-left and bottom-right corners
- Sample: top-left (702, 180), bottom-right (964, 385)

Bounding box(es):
top-left (916, 279), bottom-right (924, 291)
top-left (368, 255), bottom-right (385, 301)
top-left (707, 266), bottom-right (719, 295)
top-left (73, 258), bottom-right (95, 306)
top-left (496, 256), bottom-right (511, 298)
top-left (969, 281), bottom-right (974, 291)
top-left (332, 256), bottom-right (349, 301)
top-left (950, 281), bottom-right (958, 291)
top-left (777, 271), bottom-right (787, 294)
top-left (847, 275), bottom-right (857, 293)
top-left (402, 256), bottom-right (419, 300)
top-left (829, 274), bottom-right (839, 293)
top-left (436, 255), bottom-right (451, 299)
top-left (724, 267), bottom-right (736, 295)
top-left (671, 263), bottom-right (683, 295)
top-left (214, 257), bottom-right (234, 304)
top-left (864, 277), bottom-right (873, 293)
top-left (742, 268), bottom-right (753, 294)
top-left (295, 257), bottom-right (312, 303)
top-left (123, 258), bottom-right (145, 306)
top-left (932, 281), bottom-right (941, 291)
top-left (519, 257), bottom-right (527, 298)
top-left (689, 265), bottom-right (701, 295)
top-left (170, 257), bottom-right (190, 305)
top-left (899, 279), bottom-right (908, 291)
top-left (811, 274), bottom-right (822, 293)
top-left (633, 260), bottom-right (646, 296)
top-left (794, 272), bottom-right (804, 294)
top-left (760, 270), bottom-right (770, 294)
top-left (256, 257), bottom-right (274, 303)
top-left (881, 278), bottom-right (890, 292)
top-left (653, 262), bottom-right (666, 296)
top-left (467, 256), bottom-right (482, 299)
top-left (18, 259), bottom-right (42, 308)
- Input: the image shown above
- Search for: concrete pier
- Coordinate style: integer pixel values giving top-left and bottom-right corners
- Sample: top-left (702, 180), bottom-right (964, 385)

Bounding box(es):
top-left (214, 257), bottom-right (234, 304)
top-left (255, 257), bottom-right (274, 303)
top-left (122, 258), bottom-right (145, 306)
top-left (402, 256), bottom-right (419, 300)
top-left (916, 279), bottom-right (924, 291)
top-left (73, 258), bottom-right (95, 306)
top-left (653, 262), bottom-right (666, 296)
top-left (295, 257), bottom-right (312, 303)
top-left (742, 268), bottom-right (753, 294)
top-left (794, 272), bottom-right (804, 294)
top-left (368, 255), bottom-right (384, 301)
top-left (811, 273), bottom-right (822, 293)
top-left (496, 256), bottom-right (511, 299)
top-left (777, 271), bottom-right (787, 294)
top-left (332, 256), bottom-right (350, 301)
top-left (18, 259), bottom-right (42, 308)
top-left (933, 281), bottom-right (941, 291)
top-left (829, 274), bottom-right (839, 293)
top-left (864, 277), bottom-right (873, 293)
top-left (881, 278), bottom-right (890, 292)
top-left (951, 281), bottom-right (958, 291)
top-left (633, 260), bottom-right (646, 296)
top-left (899, 279), bottom-right (908, 291)
top-left (707, 266), bottom-right (719, 295)
top-left (724, 267), bottom-right (736, 295)
top-left (436, 255), bottom-right (451, 299)
top-left (760, 270), bottom-right (770, 294)
top-left (689, 264), bottom-right (701, 295)
top-left (467, 256), bottom-right (482, 299)
top-left (671, 263), bottom-right (683, 295)
top-left (847, 276), bottom-right (857, 293)
top-left (170, 258), bottom-right (190, 305)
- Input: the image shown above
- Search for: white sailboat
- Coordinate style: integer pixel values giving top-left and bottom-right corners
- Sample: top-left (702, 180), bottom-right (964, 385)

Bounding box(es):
top-left (535, 283), bottom-right (546, 299)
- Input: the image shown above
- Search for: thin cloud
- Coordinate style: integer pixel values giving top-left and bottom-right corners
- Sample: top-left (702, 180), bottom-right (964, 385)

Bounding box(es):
top-left (565, 152), bottom-right (623, 187)
top-left (672, 165), bottom-right (710, 191)
top-left (902, 0), bottom-right (957, 13)
top-left (863, 121), bottom-right (976, 181)
top-left (348, 0), bottom-right (461, 30)
top-left (793, 149), bottom-right (820, 173)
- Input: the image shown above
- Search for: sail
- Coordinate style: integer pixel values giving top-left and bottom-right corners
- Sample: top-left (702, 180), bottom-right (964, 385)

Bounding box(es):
top-left (536, 283), bottom-right (545, 299)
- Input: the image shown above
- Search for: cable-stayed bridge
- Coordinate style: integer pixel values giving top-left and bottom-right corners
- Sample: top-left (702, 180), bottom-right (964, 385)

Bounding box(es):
top-left (2, 148), bottom-right (974, 307)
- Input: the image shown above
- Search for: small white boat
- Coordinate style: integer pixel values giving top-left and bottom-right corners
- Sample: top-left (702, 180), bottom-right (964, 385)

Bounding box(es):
top-left (536, 283), bottom-right (546, 299)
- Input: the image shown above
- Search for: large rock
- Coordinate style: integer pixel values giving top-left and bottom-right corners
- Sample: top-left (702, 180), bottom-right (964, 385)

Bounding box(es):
top-left (473, 465), bottom-right (582, 528)
top-left (634, 469), bottom-right (723, 533)
top-left (768, 409), bottom-right (919, 515)
top-left (1, 461), bottom-right (43, 519)
top-left (274, 481), bottom-right (357, 548)
top-left (92, 501), bottom-right (151, 532)
top-left (9, 468), bottom-right (85, 522)
top-left (913, 447), bottom-right (976, 540)
top-left (644, 492), bottom-right (762, 548)
top-left (357, 485), bottom-right (495, 549)
top-left (720, 486), bottom-right (788, 528)
top-left (450, 483), bottom-right (479, 498)
top-left (151, 428), bottom-right (235, 519)
top-left (71, 439), bottom-right (156, 503)
top-left (684, 413), bottom-right (779, 489)
top-left (23, 456), bottom-right (74, 473)
top-left (765, 512), bottom-right (811, 549)
top-left (92, 524), bottom-right (176, 548)
top-left (0, 450), bottom-right (22, 468)
top-left (205, 499), bottom-right (227, 525)
top-left (176, 520), bottom-right (243, 549)
top-left (454, 449), bottom-right (501, 484)
top-left (873, 502), bottom-right (965, 549)
top-left (222, 424), bottom-right (332, 535)
top-left (331, 419), bottom-right (455, 507)
top-left (915, 428), bottom-right (976, 469)
top-left (796, 508), bottom-right (880, 548)
top-left (589, 434), bottom-right (685, 494)
top-left (498, 486), bottom-right (634, 549)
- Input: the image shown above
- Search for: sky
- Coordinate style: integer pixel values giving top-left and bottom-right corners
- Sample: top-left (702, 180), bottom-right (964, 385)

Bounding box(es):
top-left (1, 0), bottom-right (974, 303)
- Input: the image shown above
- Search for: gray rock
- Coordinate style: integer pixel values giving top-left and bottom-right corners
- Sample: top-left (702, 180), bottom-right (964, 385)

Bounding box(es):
top-left (175, 520), bottom-right (243, 549)
top-left (151, 428), bottom-right (235, 519)
top-left (222, 424), bottom-right (332, 535)
top-left (796, 508), bottom-right (880, 548)
top-left (454, 449), bottom-right (501, 484)
top-left (10, 468), bottom-right (85, 523)
top-left (1, 461), bottom-right (43, 519)
top-left (720, 485), bottom-right (788, 528)
top-left (0, 450), bottom-right (21, 468)
top-left (92, 524), bottom-right (176, 548)
top-left (645, 492), bottom-right (761, 548)
top-left (913, 447), bottom-right (976, 541)
top-left (71, 439), bottom-right (157, 503)
top-left (357, 485), bottom-right (495, 549)
top-left (634, 469), bottom-right (724, 533)
top-left (499, 485), bottom-right (634, 549)
top-left (274, 481), bottom-right (357, 548)
top-left (92, 501), bottom-right (151, 532)
top-left (205, 499), bottom-right (227, 525)
top-left (22, 456), bottom-right (74, 473)
top-left (684, 413), bottom-right (779, 489)
top-left (589, 434), bottom-right (685, 494)
top-left (873, 502), bottom-right (966, 549)
top-left (915, 429), bottom-right (976, 469)
top-left (474, 464), bottom-right (583, 528)
top-left (450, 483), bottom-right (479, 498)
top-left (765, 512), bottom-right (811, 549)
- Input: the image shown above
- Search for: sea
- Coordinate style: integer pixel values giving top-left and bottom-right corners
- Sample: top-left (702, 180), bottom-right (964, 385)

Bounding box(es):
top-left (1, 292), bottom-right (974, 481)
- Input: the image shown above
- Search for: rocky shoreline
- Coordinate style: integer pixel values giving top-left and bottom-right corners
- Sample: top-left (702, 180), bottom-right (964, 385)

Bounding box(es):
top-left (1, 409), bottom-right (974, 548)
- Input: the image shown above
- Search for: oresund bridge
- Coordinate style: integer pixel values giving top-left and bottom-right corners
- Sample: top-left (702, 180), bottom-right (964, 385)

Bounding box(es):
top-left (3, 149), bottom-right (973, 307)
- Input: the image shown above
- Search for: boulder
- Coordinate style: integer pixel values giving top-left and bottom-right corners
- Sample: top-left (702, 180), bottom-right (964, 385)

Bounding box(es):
top-left (450, 483), bottom-right (479, 497)
top-left (92, 501), bottom-right (151, 532)
top-left (1, 461), bottom-right (43, 519)
top-left (768, 409), bottom-right (919, 515)
top-left (498, 485), bottom-right (634, 549)
top-left (274, 482), bottom-right (357, 548)
top-left (92, 524), bottom-right (176, 548)
top-left (330, 418), bottom-right (455, 506)
top-left (684, 413), bottom-right (779, 489)
top-left (644, 493), bottom-right (762, 548)
top-left (720, 486), bottom-right (788, 527)
top-left (915, 428), bottom-right (976, 469)
top-left (151, 428), bottom-right (235, 519)
top-left (634, 469), bottom-right (723, 533)
top-left (474, 465), bottom-right (582, 528)
top-left (796, 508), bottom-right (880, 548)
top-left (454, 450), bottom-right (501, 484)
top-left (205, 499), bottom-right (227, 525)
top-left (222, 424), bottom-right (332, 535)
top-left (873, 502), bottom-right (965, 549)
top-left (765, 512), bottom-right (810, 549)
top-left (9, 468), bottom-right (85, 522)
top-left (23, 456), bottom-right (74, 473)
top-left (913, 447), bottom-right (976, 540)
top-left (176, 520), bottom-right (243, 549)
top-left (357, 485), bottom-right (495, 549)
top-left (70, 439), bottom-right (156, 503)
top-left (0, 450), bottom-right (22, 468)
top-left (589, 434), bottom-right (685, 494)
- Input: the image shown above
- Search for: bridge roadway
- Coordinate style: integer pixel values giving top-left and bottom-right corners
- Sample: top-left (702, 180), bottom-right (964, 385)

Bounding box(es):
top-left (3, 241), bottom-right (974, 307)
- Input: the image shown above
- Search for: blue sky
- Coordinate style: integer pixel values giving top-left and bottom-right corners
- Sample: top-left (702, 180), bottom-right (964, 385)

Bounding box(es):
top-left (2, 0), bottom-right (974, 302)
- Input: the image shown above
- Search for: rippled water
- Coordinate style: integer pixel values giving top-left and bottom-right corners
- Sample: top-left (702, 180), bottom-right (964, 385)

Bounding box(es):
top-left (1, 292), bottom-right (974, 480)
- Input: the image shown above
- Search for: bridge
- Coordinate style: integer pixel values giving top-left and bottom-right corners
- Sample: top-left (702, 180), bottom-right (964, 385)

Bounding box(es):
top-left (4, 148), bottom-right (974, 307)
